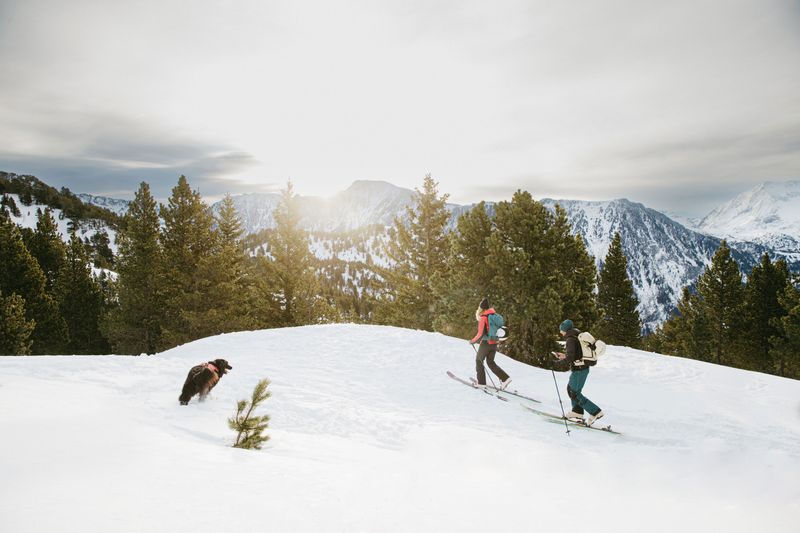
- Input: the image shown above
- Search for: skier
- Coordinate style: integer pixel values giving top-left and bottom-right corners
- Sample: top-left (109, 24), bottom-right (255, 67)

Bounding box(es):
top-left (554, 319), bottom-right (604, 425)
top-left (470, 298), bottom-right (511, 390)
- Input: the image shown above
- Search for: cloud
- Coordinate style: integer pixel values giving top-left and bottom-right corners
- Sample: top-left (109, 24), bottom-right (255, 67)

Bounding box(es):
top-left (0, 151), bottom-right (271, 200)
top-left (1, 0), bottom-right (799, 215)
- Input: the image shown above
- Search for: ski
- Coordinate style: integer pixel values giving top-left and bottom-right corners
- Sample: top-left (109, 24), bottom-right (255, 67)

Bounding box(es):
top-left (520, 404), bottom-right (621, 434)
top-left (468, 377), bottom-right (541, 403)
top-left (446, 371), bottom-right (509, 402)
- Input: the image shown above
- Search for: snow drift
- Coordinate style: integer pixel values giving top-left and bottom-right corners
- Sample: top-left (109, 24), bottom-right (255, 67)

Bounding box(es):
top-left (1, 324), bottom-right (798, 533)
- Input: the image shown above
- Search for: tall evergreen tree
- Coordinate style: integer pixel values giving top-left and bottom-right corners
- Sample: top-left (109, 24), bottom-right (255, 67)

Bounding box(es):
top-left (651, 287), bottom-right (713, 361)
top-left (265, 182), bottom-right (333, 326)
top-left (770, 282), bottom-right (800, 379)
top-left (596, 232), bottom-right (641, 347)
top-left (381, 174), bottom-right (450, 330)
top-left (88, 230), bottom-right (115, 269)
top-left (55, 233), bottom-right (109, 354)
top-left (24, 208), bottom-right (67, 291)
top-left (432, 202), bottom-right (496, 337)
top-left (103, 182), bottom-right (164, 354)
top-left (183, 195), bottom-right (261, 337)
top-left (548, 205), bottom-right (599, 331)
top-left (0, 289), bottom-right (35, 355)
top-left (695, 240), bottom-right (744, 366)
top-left (487, 192), bottom-right (597, 366)
top-left (159, 175), bottom-right (218, 348)
top-left (0, 214), bottom-right (67, 353)
top-left (741, 254), bottom-right (790, 372)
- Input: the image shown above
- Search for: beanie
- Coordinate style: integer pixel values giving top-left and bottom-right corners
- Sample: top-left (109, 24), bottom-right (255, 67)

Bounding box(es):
top-left (479, 298), bottom-right (490, 310)
top-left (559, 319), bottom-right (574, 332)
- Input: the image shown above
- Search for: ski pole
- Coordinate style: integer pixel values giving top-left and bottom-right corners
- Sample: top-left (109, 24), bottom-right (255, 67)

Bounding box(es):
top-left (551, 369), bottom-right (571, 436)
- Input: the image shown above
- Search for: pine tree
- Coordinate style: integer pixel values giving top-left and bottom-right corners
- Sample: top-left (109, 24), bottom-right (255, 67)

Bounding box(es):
top-left (770, 282), bottom-right (800, 379)
top-left (23, 208), bottom-right (66, 291)
top-left (695, 240), bottom-right (744, 366)
top-left (88, 230), bottom-right (115, 269)
top-left (229, 378), bottom-right (271, 450)
top-left (265, 182), bottom-right (333, 326)
top-left (0, 289), bottom-right (35, 355)
top-left (741, 254), bottom-right (790, 373)
top-left (1, 195), bottom-right (21, 217)
top-left (432, 202), bottom-right (495, 337)
top-left (381, 174), bottom-right (450, 330)
top-left (159, 175), bottom-right (218, 348)
top-left (183, 195), bottom-right (261, 337)
top-left (0, 214), bottom-right (67, 353)
top-left (596, 232), bottom-right (641, 347)
top-left (103, 182), bottom-right (164, 354)
top-left (653, 287), bottom-right (713, 361)
top-left (548, 205), bottom-right (600, 331)
top-left (487, 192), bottom-right (597, 366)
top-left (55, 233), bottom-right (109, 354)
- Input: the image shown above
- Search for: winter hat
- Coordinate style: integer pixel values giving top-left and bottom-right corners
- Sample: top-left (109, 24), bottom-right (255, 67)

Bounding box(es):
top-left (479, 298), bottom-right (490, 310)
top-left (559, 319), bottom-right (574, 332)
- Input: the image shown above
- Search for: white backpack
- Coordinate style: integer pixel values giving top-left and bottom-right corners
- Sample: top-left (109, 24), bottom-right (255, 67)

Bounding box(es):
top-left (576, 331), bottom-right (606, 367)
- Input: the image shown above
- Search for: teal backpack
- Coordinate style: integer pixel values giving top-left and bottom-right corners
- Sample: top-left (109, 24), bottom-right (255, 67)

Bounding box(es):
top-left (486, 313), bottom-right (507, 342)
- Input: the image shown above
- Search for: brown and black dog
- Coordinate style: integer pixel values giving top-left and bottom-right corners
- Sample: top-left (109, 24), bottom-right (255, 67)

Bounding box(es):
top-left (179, 359), bottom-right (233, 405)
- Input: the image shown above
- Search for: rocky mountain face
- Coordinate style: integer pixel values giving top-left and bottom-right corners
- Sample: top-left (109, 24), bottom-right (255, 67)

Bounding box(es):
top-left (538, 198), bottom-right (767, 330)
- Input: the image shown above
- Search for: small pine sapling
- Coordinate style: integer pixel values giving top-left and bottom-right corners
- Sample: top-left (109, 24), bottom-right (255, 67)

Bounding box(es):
top-left (229, 379), bottom-right (271, 449)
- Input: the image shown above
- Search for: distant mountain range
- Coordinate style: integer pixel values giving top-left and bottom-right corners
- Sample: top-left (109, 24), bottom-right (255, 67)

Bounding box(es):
top-left (209, 180), bottom-right (475, 234)
top-left (5, 171), bottom-right (797, 331)
top-left (537, 198), bottom-right (770, 329)
top-left (76, 193), bottom-right (131, 218)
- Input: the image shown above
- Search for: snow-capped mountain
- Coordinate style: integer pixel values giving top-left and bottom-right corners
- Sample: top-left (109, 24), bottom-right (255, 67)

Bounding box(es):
top-left (695, 180), bottom-right (800, 261)
top-left (219, 182), bottom-right (780, 330)
top-left (539, 198), bottom-right (765, 330)
top-left (76, 193), bottom-right (131, 217)
top-left (2, 325), bottom-right (799, 532)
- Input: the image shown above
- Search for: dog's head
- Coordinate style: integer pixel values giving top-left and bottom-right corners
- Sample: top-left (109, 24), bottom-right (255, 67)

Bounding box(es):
top-left (213, 358), bottom-right (233, 376)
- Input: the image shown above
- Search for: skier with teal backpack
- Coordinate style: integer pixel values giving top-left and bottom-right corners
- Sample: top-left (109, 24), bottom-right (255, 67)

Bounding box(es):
top-left (469, 298), bottom-right (511, 390)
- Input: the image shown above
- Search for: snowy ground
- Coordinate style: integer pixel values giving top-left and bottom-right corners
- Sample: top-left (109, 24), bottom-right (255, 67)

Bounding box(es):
top-left (1, 324), bottom-right (798, 532)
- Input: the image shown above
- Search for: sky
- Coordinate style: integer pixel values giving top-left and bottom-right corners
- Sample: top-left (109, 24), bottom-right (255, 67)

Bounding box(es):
top-left (1, 0), bottom-right (798, 217)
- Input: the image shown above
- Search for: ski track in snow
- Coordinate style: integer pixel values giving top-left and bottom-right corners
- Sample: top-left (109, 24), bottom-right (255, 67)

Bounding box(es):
top-left (1, 324), bottom-right (798, 533)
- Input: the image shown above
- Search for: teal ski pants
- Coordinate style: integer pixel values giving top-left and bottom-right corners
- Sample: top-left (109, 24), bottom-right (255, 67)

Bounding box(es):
top-left (567, 368), bottom-right (600, 416)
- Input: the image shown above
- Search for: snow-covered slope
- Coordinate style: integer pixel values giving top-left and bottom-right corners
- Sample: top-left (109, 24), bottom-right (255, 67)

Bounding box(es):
top-left (696, 180), bottom-right (800, 261)
top-left (1, 325), bottom-right (798, 533)
top-left (76, 193), bottom-right (131, 217)
top-left (2, 193), bottom-right (118, 254)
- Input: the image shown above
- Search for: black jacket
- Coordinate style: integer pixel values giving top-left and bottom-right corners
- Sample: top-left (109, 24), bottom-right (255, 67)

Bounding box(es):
top-left (563, 328), bottom-right (585, 371)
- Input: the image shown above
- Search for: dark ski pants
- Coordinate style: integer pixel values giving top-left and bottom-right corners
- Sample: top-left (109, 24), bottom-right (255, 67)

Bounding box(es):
top-left (567, 368), bottom-right (600, 416)
top-left (476, 341), bottom-right (509, 385)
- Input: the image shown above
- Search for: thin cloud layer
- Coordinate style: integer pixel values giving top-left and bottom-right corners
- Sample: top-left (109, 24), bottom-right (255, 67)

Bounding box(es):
top-left (1, 0), bottom-right (798, 215)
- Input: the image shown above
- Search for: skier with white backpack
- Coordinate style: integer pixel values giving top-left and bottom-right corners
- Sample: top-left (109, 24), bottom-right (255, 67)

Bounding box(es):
top-left (469, 298), bottom-right (512, 390)
top-left (553, 319), bottom-right (606, 425)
